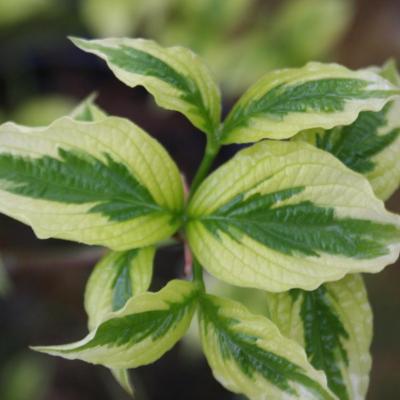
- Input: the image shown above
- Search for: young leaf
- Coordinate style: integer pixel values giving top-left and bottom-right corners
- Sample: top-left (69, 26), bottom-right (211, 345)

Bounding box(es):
top-left (267, 274), bottom-right (372, 400)
top-left (110, 368), bottom-right (134, 396)
top-left (198, 294), bottom-right (335, 400)
top-left (70, 37), bottom-right (221, 137)
top-left (295, 61), bottom-right (400, 201)
top-left (69, 93), bottom-right (107, 122)
top-left (85, 247), bottom-right (155, 330)
top-left (0, 116), bottom-right (184, 250)
top-left (187, 141), bottom-right (400, 292)
top-left (220, 62), bottom-right (399, 144)
top-left (33, 280), bottom-right (198, 369)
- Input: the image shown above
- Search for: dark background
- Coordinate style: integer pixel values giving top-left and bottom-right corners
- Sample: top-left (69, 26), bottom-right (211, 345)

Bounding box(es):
top-left (0, 0), bottom-right (399, 399)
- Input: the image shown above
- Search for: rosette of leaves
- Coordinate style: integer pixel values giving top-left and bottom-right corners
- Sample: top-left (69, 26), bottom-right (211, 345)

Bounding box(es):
top-left (1, 37), bottom-right (400, 399)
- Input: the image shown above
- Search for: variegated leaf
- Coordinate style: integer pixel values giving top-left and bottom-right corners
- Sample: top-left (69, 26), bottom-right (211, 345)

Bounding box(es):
top-left (70, 95), bottom-right (135, 395)
top-left (187, 140), bottom-right (400, 292)
top-left (267, 274), bottom-right (372, 400)
top-left (220, 62), bottom-right (399, 144)
top-left (295, 60), bottom-right (400, 201)
top-left (33, 280), bottom-right (198, 369)
top-left (71, 37), bottom-right (221, 138)
top-left (0, 116), bottom-right (184, 250)
top-left (85, 247), bottom-right (155, 330)
top-left (199, 294), bottom-right (336, 400)
top-left (86, 247), bottom-right (154, 396)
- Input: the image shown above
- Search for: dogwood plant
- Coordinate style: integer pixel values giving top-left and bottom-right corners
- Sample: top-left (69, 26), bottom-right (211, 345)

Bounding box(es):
top-left (1, 38), bottom-right (400, 400)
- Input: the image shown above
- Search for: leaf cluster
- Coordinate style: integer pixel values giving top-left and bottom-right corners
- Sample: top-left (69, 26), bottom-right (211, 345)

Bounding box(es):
top-left (0, 39), bottom-right (400, 400)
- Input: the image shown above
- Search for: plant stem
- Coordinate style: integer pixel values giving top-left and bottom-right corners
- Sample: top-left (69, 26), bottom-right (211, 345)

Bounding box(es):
top-left (189, 139), bottom-right (221, 199)
top-left (193, 258), bottom-right (205, 291)
top-left (187, 133), bottom-right (221, 290)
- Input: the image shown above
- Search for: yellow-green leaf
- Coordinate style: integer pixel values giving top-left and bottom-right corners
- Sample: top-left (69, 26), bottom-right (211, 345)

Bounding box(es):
top-left (220, 62), bottom-right (399, 144)
top-left (187, 140), bottom-right (400, 292)
top-left (33, 280), bottom-right (198, 369)
top-left (199, 294), bottom-right (335, 400)
top-left (267, 274), bottom-right (372, 400)
top-left (0, 116), bottom-right (184, 250)
top-left (71, 37), bottom-right (221, 137)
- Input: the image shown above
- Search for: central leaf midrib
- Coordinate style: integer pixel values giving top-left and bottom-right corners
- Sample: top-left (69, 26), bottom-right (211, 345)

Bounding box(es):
top-left (203, 214), bottom-right (345, 230)
top-left (253, 85), bottom-right (362, 114)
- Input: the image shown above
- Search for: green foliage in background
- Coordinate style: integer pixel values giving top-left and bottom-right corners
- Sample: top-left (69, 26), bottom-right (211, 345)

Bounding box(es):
top-left (0, 0), bottom-right (55, 27)
top-left (0, 353), bottom-right (52, 400)
top-left (80, 0), bottom-right (354, 95)
top-left (0, 0), bottom-right (354, 96)
top-left (1, 37), bottom-right (400, 400)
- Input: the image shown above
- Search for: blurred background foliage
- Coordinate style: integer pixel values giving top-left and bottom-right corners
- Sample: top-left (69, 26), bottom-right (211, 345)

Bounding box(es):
top-left (0, 0), bottom-right (399, 399)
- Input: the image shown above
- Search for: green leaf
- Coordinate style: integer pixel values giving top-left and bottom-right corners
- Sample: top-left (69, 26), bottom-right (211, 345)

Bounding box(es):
top-left (0, 116), bottom-right (184, 250)
top-left (267, 274), bottom-right (372, 400)
top-left (295, 61), bottom-right (400, 201)
top-left (70, 37), bottom-right (221, 137)
top-left (85, 247), bottom-right (155, 330)
top-left (220, 62), bottom-right (399, 144)
top-left (199, 294), bottom-right (335, 400)
top-left (33, 280), bottom-right (198, 369)
top-left (187, 140), bottom-right (400, 292)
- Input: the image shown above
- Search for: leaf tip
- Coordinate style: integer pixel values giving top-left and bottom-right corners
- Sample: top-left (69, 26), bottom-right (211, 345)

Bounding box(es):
top-left (68, 36), bottom-right (89, 49)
